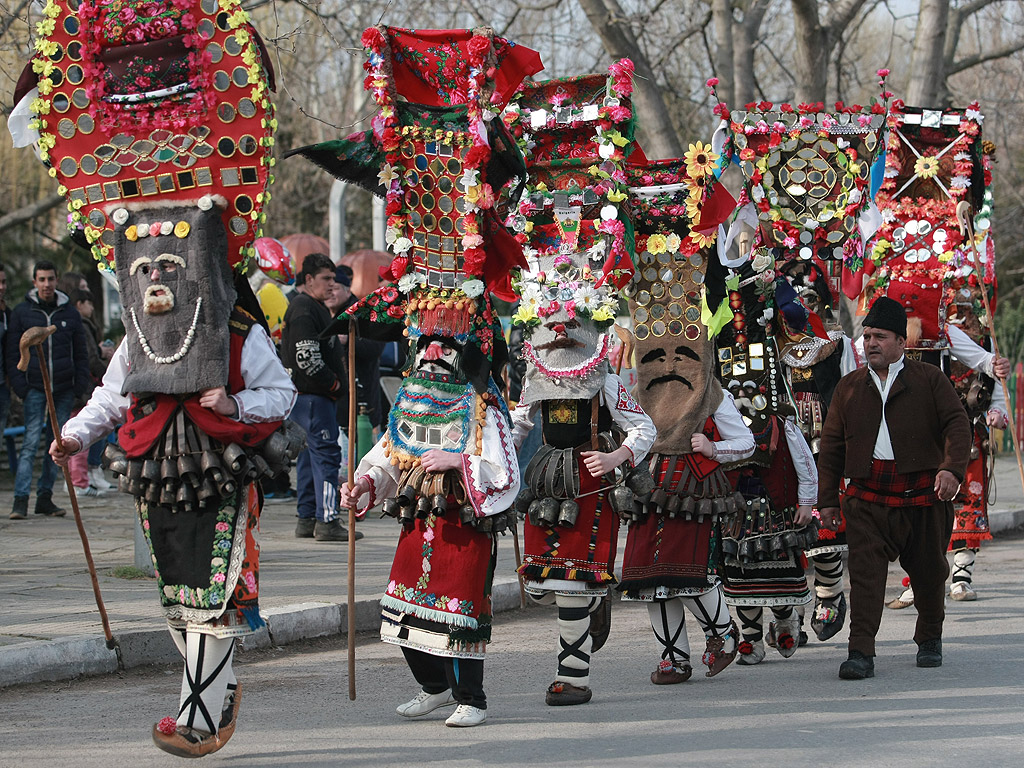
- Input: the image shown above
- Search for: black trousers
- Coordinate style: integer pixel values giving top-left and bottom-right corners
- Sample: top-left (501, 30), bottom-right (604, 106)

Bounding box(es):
top-left (843, 496), bottom-right (954, 657)
top-left (402, 647), bottom-right (486, 709)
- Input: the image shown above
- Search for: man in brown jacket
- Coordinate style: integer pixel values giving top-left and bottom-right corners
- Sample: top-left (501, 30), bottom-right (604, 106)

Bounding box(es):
top-left (817, 296), bottom-right (971, 680)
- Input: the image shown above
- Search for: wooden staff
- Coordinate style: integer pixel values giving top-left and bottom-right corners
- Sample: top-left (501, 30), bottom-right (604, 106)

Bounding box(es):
top-left (346, 323), bottom-right (358, 700)
top-left (19, 325), bottom-right (117, 651)
top-left (503, 361), bottom-right (526, 610)
top-left (956, 201), bottom-right (1024, 496)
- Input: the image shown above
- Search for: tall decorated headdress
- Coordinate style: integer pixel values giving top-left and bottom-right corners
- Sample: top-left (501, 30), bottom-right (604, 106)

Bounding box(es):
top-left (290, 26), bottom-right (542, 395)
top-left (712, 73), bottom-right (890, 266)
top-left (624, 155), bottom-right (736, 453)
top-left (859, 101), bottom-right (994, 350)
top-left (17, 0), bottom-right (277, 272)
top-left (16, 0), bottom-right (277, 394)
top-left (505, 60), bottom-right (639, 401)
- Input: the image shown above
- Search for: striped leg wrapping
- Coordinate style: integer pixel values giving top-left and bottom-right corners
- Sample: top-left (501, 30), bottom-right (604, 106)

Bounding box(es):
top-left (648, 598), bottom-right (690, 664)
top-left (555, 595), bottom-right (595, 686)
top-left (177, 633), bottom-right (236, 735)
top-left (952, 548), bottom-right (977, 584)
top-left (812, 551), bottom-right (845, 599)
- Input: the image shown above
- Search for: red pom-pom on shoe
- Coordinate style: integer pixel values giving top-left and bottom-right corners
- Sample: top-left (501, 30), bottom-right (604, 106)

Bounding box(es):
top-left (157, 717), bottom-right (178, 735)
top-left (902, 576), bottom-right (911, 588)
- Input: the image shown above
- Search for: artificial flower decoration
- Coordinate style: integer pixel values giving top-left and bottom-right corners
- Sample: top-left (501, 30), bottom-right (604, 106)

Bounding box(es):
top-left (914, 155), bottom-right (940, 179)
top-left (684, 142), bottom-right (719, 179)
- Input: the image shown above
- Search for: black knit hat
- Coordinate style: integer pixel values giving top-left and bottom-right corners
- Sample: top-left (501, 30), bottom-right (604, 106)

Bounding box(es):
top-left (863, 296), bottom-right (907, 338)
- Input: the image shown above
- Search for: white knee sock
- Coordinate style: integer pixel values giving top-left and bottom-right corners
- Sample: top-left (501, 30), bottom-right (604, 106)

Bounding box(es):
top-left (177, 633), bottom-right (235, 735)
top-left (648, 598), bottom-right (690, 666)
top-left (684, 588), bottom-right (736, 654)
top-left (555, 594), bottom-right (595, 687)
top-left (736, 606), bottom-right (764, 646)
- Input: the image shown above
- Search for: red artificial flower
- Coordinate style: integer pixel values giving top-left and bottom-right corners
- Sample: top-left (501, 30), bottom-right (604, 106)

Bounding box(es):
top-left (871, 103), bottom-right (885, 114)
top-left (744, 102), bottom-right (757, 111)
top-left (757, 100), bottom-right (773, 111)
top-left (385, 199), bottom-right (402, 215)
top-left (713, 103), bottom-right (731, 121)
top-left (361, 27), bottom-right (386, 50)
top-left (779, 103), bottom-right (794, 113)
top-left (157, 717), bottom-right (178, 736)
top-left (467, 35), bottom-right (491, 57)
top-left (778, 634), bottom-right (796, 651)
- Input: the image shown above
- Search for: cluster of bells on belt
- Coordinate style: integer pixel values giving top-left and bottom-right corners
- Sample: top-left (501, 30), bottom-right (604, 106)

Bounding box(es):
top-left (514, 464), bottom-right (657, 527)
top-left (381, 487), bottom-right (512, 533)
top-left (644, 488), bottom-right (746, 522)
top-left (720, 526), bottom-right (816, 562)
top-left (102, 427), bottom-right (303, 513)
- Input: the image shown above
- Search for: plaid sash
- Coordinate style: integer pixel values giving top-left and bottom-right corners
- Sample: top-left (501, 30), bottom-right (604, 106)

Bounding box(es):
top-left (846, 459), bottom-right (940, 508)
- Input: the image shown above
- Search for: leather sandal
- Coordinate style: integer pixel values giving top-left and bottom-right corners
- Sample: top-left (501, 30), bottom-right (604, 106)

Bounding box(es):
top-left (152, 718), bottom-right (227, 758)
top-left (702, 620), bottom-right (739, 677)
top-left (650, 659), bottom-right (692, 685)
top-left (545, 681), bottom-right (593, 706)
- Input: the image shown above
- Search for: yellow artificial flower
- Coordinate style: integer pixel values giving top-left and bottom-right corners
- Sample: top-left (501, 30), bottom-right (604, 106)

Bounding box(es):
top-left (592, 306), bottom-right (614, 323)
top-left (690, 229), bottom-right (716, 249)
top-left (646, 233), bottom-right (668, 255)
top-left (684, 141), bottom-right (719, 179)
top-left (606, 189), bottom-right (627, 203)
top-left (914, 155), bottom-right (940, 179)
top-left (512, 306), bottom-right (537, 325)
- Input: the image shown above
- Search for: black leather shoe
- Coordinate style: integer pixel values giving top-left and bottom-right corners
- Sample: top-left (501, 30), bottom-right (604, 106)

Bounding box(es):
top-left (295, 518), bottom-right (315, 538)
top-left (314, 519), bottom-right (364, 542)
top-left (839, 650), bottom-right (875, 679)
top-left (34, 492), bottom-right (66, 517)
top-left (917, 638), bottom-right (942, 668)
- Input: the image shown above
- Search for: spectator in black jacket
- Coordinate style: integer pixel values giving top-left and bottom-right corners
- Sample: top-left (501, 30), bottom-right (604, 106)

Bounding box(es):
top-left (0, 263), bottom-right (11, 461)
top-left (6, 260), bottom-right (90, 520)
top-left (281, 253), bottom-right (361, 543)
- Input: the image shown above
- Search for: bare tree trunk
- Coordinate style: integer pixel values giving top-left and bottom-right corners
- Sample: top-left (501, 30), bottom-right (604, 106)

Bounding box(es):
top-left (710, 0), bottom-right (735, 105)
top-left (907, 0), bottom-right (951, 106)
top-left (734, 0), bottom-right (770, 106)
top-left (0, 194), bottom-right (64, 234)
top-left (791, 0), bottom-right (828, 103)
top-left (577, 0), bottom-right (684, 158)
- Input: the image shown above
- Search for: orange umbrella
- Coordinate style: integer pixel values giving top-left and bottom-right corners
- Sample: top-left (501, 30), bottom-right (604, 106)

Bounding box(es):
top-left (340, 249), bottom-right (393, 298)
top-left (279, 233), bottom-right (330, 272)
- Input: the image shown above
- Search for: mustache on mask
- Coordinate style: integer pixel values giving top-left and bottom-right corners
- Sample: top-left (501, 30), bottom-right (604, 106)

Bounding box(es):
top-left (647, 373), bottom-right (693, 391)
top-left (534, 336), bottom-right (585, 351)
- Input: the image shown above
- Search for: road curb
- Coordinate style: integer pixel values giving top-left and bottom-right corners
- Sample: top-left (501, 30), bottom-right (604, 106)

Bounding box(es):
top-left (989, 507), bottom-right (1024, 534)
top-left (0, 577), bottom-right (526, 688)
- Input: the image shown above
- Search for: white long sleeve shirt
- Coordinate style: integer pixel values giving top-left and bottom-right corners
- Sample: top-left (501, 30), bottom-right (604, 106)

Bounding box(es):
top-left (62, 323), bottom-right (296, 449)
top-left (510, 372), bottom-right (657, 467)
top-left (709, 389), bottom-right (757, 464)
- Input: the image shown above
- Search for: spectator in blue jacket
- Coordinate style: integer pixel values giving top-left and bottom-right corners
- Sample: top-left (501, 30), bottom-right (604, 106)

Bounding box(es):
top-left (0, 263), bottom-right (12, 461)
top-left (6, 260), bottom-right (91, 520)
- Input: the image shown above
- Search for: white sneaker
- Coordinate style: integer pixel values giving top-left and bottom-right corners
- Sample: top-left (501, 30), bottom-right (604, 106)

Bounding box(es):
top-left (89, 467), bottom-right (114, 491)
top-left (78, 485), bottom-right (102, 497)
top-left (396, 690), bottom-right (456, 718)
top-left (445, 704), bottom-right (487, 728)
top-left (949, 582), bottom-right (977, 601)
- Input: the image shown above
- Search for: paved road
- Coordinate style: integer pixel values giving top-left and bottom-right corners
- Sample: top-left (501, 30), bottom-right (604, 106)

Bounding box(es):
top-left (2, 530), bottom-right (1023, 768)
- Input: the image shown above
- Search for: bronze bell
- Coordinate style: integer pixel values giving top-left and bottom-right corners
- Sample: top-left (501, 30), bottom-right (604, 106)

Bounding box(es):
top-left (399, 503), bottom-right (416, 527)
top-left (142, 459), bottom-right (161, 483)
top-left (128, 459), bottom-right (145, 480)
top-left (711, 498), bottom-right (725, 518)
top-left (396, 485), bottom-right (417, 508)
top-left (117, 476), bottom-right (132, 494)
top-left (680, 495), bottom-right (696, 516)
top-left (665, 494), bottom-right (682, 517)
top-left (159, 483), bottom-right (177, 506)
top-left (697, 498), bottom-right (712, 519)
top-left (739, 538), bottom-right (756, 561)
top-left (431, 494), bottom-right (448, 516)
top-left (177, 455), bottom-right (200, 486)
top-left (197, 478), bottom-right (218, 503)
top-left (755, 536), bottom-right (770, 559)
top-left (625, 465), bottom-right (656, 496)
top-left (250, 454), bottom-right (271, 479)
top-left (608, 486), bottom-right (634, 518)
top-left (145, 480), bottom-right (161, 505)
top-left (537, 497), bottom-right (561, 526)
top-left (202, 451), bottom-right (224, 483)
top-left (526, 499), bottom-right (544, 525)
top-left (161, 458), bottom-right (179, 484)
top-left (219, 477), bottom-right (237, 497)
top-left (557, 499), bottom-right (579, 527)
top-left (514, 488), bottom-right (535, 516)
top-left (223, 443), bottom-right (247, 474)
top-left (382, 498), bottom-right (400, 518)
top-left (491, 513), bottom-right (509, 535)
top-left (103, 443), bottom-right (129, 476)
top-left (176, 483), bottom-right (197, 513)
top-left (460, 504), bottom-right (476, 524)
top-left (416, 494), bottom-right (431, 519)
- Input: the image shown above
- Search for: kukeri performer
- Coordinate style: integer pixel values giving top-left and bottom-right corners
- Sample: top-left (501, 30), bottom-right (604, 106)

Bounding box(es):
top-left (510, 253), bottom-right (656, 706)
top-left (51, 197), bottom-right (298, 757)
top-left (715, 253), bottom-right (820, 666)
top-left (21, 0), bottom-right (296, 757)
top-left (616, 155), bottom-right (752, 685)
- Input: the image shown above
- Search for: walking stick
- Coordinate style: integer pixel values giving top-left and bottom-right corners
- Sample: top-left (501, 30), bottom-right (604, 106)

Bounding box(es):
top-left (346, 324), bottom-right (358, 700)
top-left (956, 201), bottom-right (1024, 496)
top-left (503, 361), bottom-right (527, 609)
top-left (19, 326), bottom-right (117, 652)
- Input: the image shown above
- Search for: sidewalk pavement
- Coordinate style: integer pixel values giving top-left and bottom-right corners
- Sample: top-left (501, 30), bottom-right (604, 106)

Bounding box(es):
top-left (2, 454), bottom-right (1023, 688)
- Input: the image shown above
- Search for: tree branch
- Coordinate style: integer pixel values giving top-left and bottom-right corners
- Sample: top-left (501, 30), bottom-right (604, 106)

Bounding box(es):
top-left (0, 194), bottom-right (64, 234)
top-left (948, 39), bottom-right (1024, 75)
